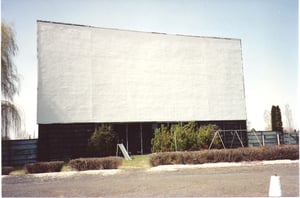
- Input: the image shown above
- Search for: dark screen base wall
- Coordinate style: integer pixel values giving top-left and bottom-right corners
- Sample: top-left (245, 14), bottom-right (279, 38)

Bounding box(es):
top-left (38, 120), bottom-right (246, 161)
top-left (38, 124), bottom-right (95, 161)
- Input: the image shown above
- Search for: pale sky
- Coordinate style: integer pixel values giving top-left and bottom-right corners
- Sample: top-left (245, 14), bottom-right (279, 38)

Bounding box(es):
top-left (2, 0), bottom-right (298, 139)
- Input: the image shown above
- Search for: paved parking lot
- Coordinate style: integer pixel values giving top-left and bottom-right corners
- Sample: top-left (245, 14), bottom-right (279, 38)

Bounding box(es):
top-left (2, 162), bottom-right (299, 197)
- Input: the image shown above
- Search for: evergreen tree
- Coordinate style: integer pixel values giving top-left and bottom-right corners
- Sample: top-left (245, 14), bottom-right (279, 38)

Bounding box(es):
top-left (88, 124), bottom-right (118, 157)
top-left (271, 105), bottom-right (283, 132)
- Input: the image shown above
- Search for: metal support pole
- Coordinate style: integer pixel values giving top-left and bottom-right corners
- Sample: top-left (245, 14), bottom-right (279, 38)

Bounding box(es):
top-left (209, 130), bottom-right (226, 149)
top-left (252, 130), bottom-right (262, 146)
top-left (140, 124), bottom-right (143, 155)
top-left (277, 133), bottom-right (280, 145)
top-left (174, 128), bottom-right (177, 152)
top-left (209, 131), bottom-right (218, 149)
top-left (116, 144), bottom-right (119, 157)
top-left (126, 124), bottom-right (129, 151)
top-left (235, 130), bottom-right (244, 147)
top-left (218, 131), bottom-right (226, 149)
top-left (230, 131), bottom-right (235, 148)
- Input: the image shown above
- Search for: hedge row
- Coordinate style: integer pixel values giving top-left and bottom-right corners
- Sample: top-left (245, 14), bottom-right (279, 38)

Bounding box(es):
top-left (69, 157), bottom-right (122, 171)
top-left (4, 156), bottom-right (122, 175)
top-left (25, 161), bottom-right (64, 174)
top-left (2, 166), bottom-right (15, 175)
top-left (149, 145), bottom-right (299, 166)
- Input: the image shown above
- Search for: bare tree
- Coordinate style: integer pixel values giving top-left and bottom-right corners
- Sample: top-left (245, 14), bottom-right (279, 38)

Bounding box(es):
top-left (1, 21), bottom-right (21, 139)
top-left (264, 109), bottom-right (271, 130)
top-left (247, 120), bottom-right (251, 131)
top-left (284, 104), bottom-right (293, 133)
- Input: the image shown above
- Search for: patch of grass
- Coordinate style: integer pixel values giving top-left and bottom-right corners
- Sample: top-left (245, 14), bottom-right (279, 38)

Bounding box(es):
top-left (120, 155), bottom-right (150, 169)
top-left (0, 156), bottom-right (151, 174)
top-left (6, 164), bottom-right (72, 175)
top-left (7, 166), bottom-right (25, 175)
top-left (61, 162), bottom-right (76, 172)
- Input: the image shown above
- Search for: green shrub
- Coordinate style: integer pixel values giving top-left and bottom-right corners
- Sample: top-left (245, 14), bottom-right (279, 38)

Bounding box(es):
top-left (151, 125), bottom-right (175, 152)
top-left (197, 124), bottom-right (221, 149)
top-left (25, 161), bottom-right (64, 174)
top-left (88, 124), bottom-right (118, 157)
top-left (175, 122), bottom-right (197, 151)
top-left (151, 122), bottom-right (220, 152)
top-left (69, 157), bottom-right (122, 171)
top-left (149, 145), bottom-right (299, 166)
top-left (2, 166), bottom-right (14, 175)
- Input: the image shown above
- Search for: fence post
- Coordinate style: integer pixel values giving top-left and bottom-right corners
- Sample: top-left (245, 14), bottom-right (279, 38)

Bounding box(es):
top-left (276, 133), bottom-right (280, 145)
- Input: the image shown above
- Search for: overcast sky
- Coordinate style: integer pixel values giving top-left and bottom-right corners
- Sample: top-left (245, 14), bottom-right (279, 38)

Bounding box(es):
top-left (2, 0), bottom-right (298, 138)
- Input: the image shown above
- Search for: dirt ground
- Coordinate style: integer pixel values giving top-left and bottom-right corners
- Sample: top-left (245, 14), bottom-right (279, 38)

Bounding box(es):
top-left (2, 162), bottom-right (299, 197)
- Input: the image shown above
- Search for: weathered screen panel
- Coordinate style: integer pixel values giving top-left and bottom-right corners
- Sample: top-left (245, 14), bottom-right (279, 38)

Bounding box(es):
top-left (37, 21), bottom-right (246, 124)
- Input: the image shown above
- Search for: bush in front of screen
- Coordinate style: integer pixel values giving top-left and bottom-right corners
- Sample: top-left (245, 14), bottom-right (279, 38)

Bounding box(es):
top-left (151, 122), bottom-right (221, 152)
top-left (87, 124), bottom-right (118, 157)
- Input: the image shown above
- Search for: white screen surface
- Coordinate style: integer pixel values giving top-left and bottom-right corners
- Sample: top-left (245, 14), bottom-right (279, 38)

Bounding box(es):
top-left (37, 21), bottom-right (246, 124)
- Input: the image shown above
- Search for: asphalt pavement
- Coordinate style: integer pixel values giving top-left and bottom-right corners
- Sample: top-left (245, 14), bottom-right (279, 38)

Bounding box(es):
top-left (2, 160), bottom-right (299, 197)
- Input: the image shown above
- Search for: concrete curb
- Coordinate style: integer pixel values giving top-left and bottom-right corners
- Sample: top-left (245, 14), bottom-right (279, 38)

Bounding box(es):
top-left (3, 159), bottom-right (298, 177)
top-left (148, 159), bottom-right (299, 172)
top-left (2, 169), bottom-right (122, 178)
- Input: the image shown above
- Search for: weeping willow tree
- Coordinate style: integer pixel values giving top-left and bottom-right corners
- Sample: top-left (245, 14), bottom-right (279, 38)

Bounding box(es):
top-left (1, 21), bottom-right (21, 140)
